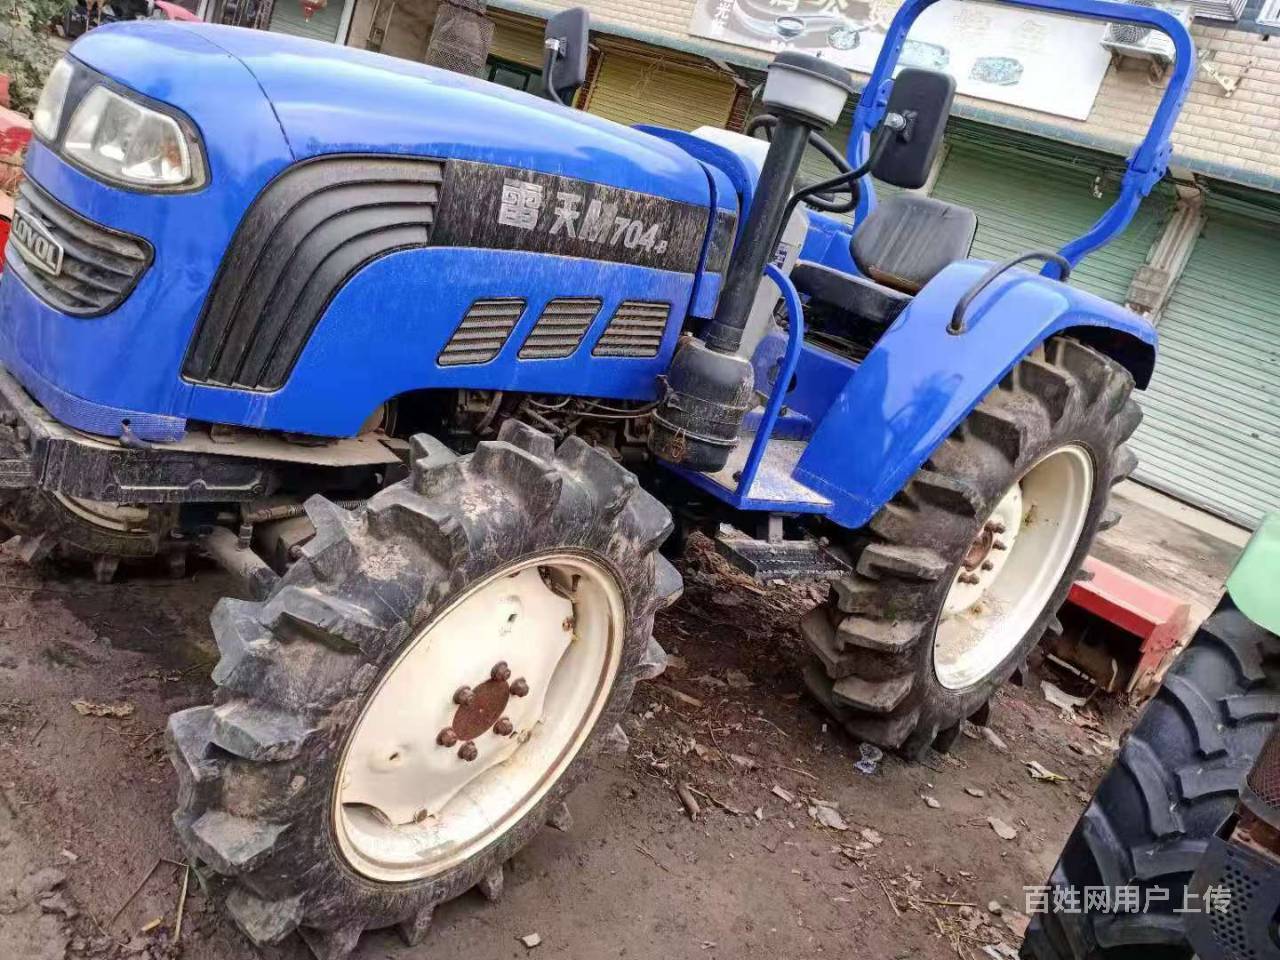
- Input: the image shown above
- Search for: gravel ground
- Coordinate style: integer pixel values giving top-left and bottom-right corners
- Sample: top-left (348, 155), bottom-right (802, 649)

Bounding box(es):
top-left (0, 506), bottom-right (1241, 960)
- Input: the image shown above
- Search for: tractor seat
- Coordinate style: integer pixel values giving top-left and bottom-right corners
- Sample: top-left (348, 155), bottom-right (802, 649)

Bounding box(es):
top-left (791, 193), bottom-right (978, 331)
top-left (852, 192), bottom-right (978, 295)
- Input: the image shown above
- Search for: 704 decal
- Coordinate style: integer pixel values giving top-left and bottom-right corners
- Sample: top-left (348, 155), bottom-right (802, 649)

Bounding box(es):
top-left (497, 178), bottom-right (669, 254)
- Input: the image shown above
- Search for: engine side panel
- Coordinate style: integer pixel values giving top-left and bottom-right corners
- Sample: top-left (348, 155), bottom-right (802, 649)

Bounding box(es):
top-left (182, 248), bottom-right (694, 436)
top-left (794, 260), bottom-right (1157, 529)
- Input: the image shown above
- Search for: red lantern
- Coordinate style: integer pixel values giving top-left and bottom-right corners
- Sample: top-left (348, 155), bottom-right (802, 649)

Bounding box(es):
top-left (299, 0), bottom-right (327, 19)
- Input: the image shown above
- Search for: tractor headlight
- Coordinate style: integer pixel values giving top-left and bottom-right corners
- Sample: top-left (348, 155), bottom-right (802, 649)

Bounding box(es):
top-left (64, 84), bottom-right (205, 190)
top-left (32, 59), bottom-right (74, 142)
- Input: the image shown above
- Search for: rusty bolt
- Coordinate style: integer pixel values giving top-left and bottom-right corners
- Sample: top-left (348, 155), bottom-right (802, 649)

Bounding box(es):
top-left (958, 572), bottom-right (980, 585)
top-left (986, 520), bottom-right (1007, 534)
top-left (494, 717), bottom-right (514, 736)
top-left (491, 661), bottom-right (511, 682)
top-left (458, 741), bottom-right (479, 762)
top-left (981, 559), bottom-right (995, 571)
top-left (993, 539), bottom-right (1008, 551)
top-left (453, 685), bottom-right (474, 706)
top-left (510, 677), bottom-right (530, 697)
top-left (437, 727), bottom-right (459, 748)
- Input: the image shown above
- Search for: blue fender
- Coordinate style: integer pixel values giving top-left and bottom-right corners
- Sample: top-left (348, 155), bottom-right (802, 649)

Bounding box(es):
top-left (793, 260), bottom-right (1157, 530)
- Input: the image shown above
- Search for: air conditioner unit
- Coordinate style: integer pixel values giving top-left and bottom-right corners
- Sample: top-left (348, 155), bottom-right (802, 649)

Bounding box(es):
top-left (1100, 0), bottom-right (1193, 65)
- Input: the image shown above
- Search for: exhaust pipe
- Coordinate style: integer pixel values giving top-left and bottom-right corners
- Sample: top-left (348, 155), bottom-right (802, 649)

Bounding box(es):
top-left (651, 53), bottom-right (853, 471)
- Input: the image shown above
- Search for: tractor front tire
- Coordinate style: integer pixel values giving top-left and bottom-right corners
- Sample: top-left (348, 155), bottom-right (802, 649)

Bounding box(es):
top-left (803, 336), bottom-right (1141, 755)
top-left (166, 422), bottom-right (674, 958)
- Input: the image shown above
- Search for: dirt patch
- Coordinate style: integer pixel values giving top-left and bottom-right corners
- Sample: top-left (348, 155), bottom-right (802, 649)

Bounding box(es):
top-left (0, 538), bottom-right (1137, 960)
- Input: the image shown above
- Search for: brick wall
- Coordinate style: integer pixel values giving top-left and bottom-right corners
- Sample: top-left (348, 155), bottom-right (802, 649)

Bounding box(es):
top-left (488, 0), bottom-right (1280, 189)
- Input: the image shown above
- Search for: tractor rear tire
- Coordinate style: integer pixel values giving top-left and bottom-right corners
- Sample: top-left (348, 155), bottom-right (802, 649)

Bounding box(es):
top-left (166, 422), bottom-right (674, 958)
top-left (802, 336), bottom-right (1141, 755)
top-left (1020, 598), bottom-right (1280, 959)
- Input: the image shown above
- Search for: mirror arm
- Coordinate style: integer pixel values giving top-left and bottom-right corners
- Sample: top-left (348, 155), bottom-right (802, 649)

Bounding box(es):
top-left (543, 38), bottom-right (567, 106)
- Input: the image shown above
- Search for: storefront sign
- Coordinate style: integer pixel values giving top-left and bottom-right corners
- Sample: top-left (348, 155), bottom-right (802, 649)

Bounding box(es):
top-left (689, 0), bottom-right (1112, 120)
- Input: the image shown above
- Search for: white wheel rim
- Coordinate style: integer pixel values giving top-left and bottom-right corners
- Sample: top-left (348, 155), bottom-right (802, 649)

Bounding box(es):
top-left (933, 445), bottom-right (1094, 691)
top-left (333, 553), bottom-right (625, 882)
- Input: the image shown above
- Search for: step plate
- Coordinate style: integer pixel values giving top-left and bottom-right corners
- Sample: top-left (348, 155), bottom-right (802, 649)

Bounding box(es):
top-left (715, 534), bottom-right (850, 582)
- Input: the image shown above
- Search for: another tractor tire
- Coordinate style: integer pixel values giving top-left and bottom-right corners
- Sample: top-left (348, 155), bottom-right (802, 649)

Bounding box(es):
top-left (1020, 598), bottom-right (1280, 959)
top-left (166, 422), bottom-right (675, 959)
top-left (803, 336), bottom-right (1140, 755)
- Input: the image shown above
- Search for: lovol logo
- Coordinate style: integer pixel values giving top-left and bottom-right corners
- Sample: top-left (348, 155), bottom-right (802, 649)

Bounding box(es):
top-left (10, 209), bottom-right (64, 277)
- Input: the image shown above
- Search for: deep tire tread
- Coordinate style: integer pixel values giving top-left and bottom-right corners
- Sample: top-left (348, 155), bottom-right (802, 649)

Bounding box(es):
top-left (1020, 601), bottom-right (1280, 959)
top-left (168, 422), bottom-right (674, 958)
top-left (806, 337), bottom-right (1135, 756)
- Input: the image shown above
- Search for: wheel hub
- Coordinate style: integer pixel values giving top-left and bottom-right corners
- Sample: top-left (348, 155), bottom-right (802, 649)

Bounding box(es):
top-left (934, 445), bottom-right (1094, 691)
top-left (438, 662), bottom-right (528, 758)
top-left (333, 555), bottom-right (624, 882)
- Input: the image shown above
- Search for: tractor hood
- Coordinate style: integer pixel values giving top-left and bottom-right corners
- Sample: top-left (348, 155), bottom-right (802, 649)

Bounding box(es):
top-left (69, 22), bottom-right (711, 208)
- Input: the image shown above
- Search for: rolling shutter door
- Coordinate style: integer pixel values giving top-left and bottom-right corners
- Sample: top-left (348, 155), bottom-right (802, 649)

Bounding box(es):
top-left (269, 0), bottom-right (348, 42)
top-left (489, 17), bottom-right (545, 68)
top-left (930, 139), bottom-right (1170, 303)
top-left (1129, 207), bottom-right (1280, 528)
top-left (585, 52), bottom-right (736, 131)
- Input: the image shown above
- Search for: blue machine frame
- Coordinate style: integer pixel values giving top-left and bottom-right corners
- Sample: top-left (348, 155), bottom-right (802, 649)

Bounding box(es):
top-left (0, 3), bottom-right (1194, 535)
top-left (667, 0), bottom-right (1194, 529)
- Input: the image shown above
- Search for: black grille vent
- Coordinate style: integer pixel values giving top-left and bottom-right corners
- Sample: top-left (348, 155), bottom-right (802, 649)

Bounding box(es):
top-left (593, 301), bottom-right (670, 358)
top-left (518, 298), bottom-right (601, 360)
top-left (5, 180), bottom-right (151, 317)
top-left (183, 156), bottom-right (442, 391)
top-left (438, 298), bottom-right (525, 366)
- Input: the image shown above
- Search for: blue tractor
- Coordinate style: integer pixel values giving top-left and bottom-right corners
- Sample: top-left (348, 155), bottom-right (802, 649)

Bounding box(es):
top-left (0, 0), bottom-right (1193, 954)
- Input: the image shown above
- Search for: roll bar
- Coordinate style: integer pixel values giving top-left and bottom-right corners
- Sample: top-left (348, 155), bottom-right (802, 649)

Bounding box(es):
top-left (847, 0), bottom-right (1196, 279)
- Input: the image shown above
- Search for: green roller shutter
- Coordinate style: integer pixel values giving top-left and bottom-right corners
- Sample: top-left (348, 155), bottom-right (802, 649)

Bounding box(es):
top-left (930, 138), bottom-right (1170, 303)
top-left (1129, 205), bottom-right (1280, 529)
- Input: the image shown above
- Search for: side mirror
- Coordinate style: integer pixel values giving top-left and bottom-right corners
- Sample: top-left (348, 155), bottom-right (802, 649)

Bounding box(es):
top-left (871, 68), bottom-right (955, 190)
top-left (543, 7), bottom-right (590, 105)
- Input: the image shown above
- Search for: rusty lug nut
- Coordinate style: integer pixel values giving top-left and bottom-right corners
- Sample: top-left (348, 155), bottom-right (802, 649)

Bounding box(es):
top-left (458, 741), bottom-right (479, 762)
top-left (993, 539), bottom-right (1009, 551)
top-left (437, 727), bottom-right (459, 748)
top-left (493, 717), bottom-right (514, 736)
top-left (510, 677), bottom-right (530, 697)
top-left (985, 520), bottom-right (1007, 534)
top-left (453, 685), bottom-right (474, 706)
top-left (981, 559), bottom-right (995, 571)
top-left (958, 572), bottom-right (980, 585)
top-left (491, 661), bottom-right (511, 682)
